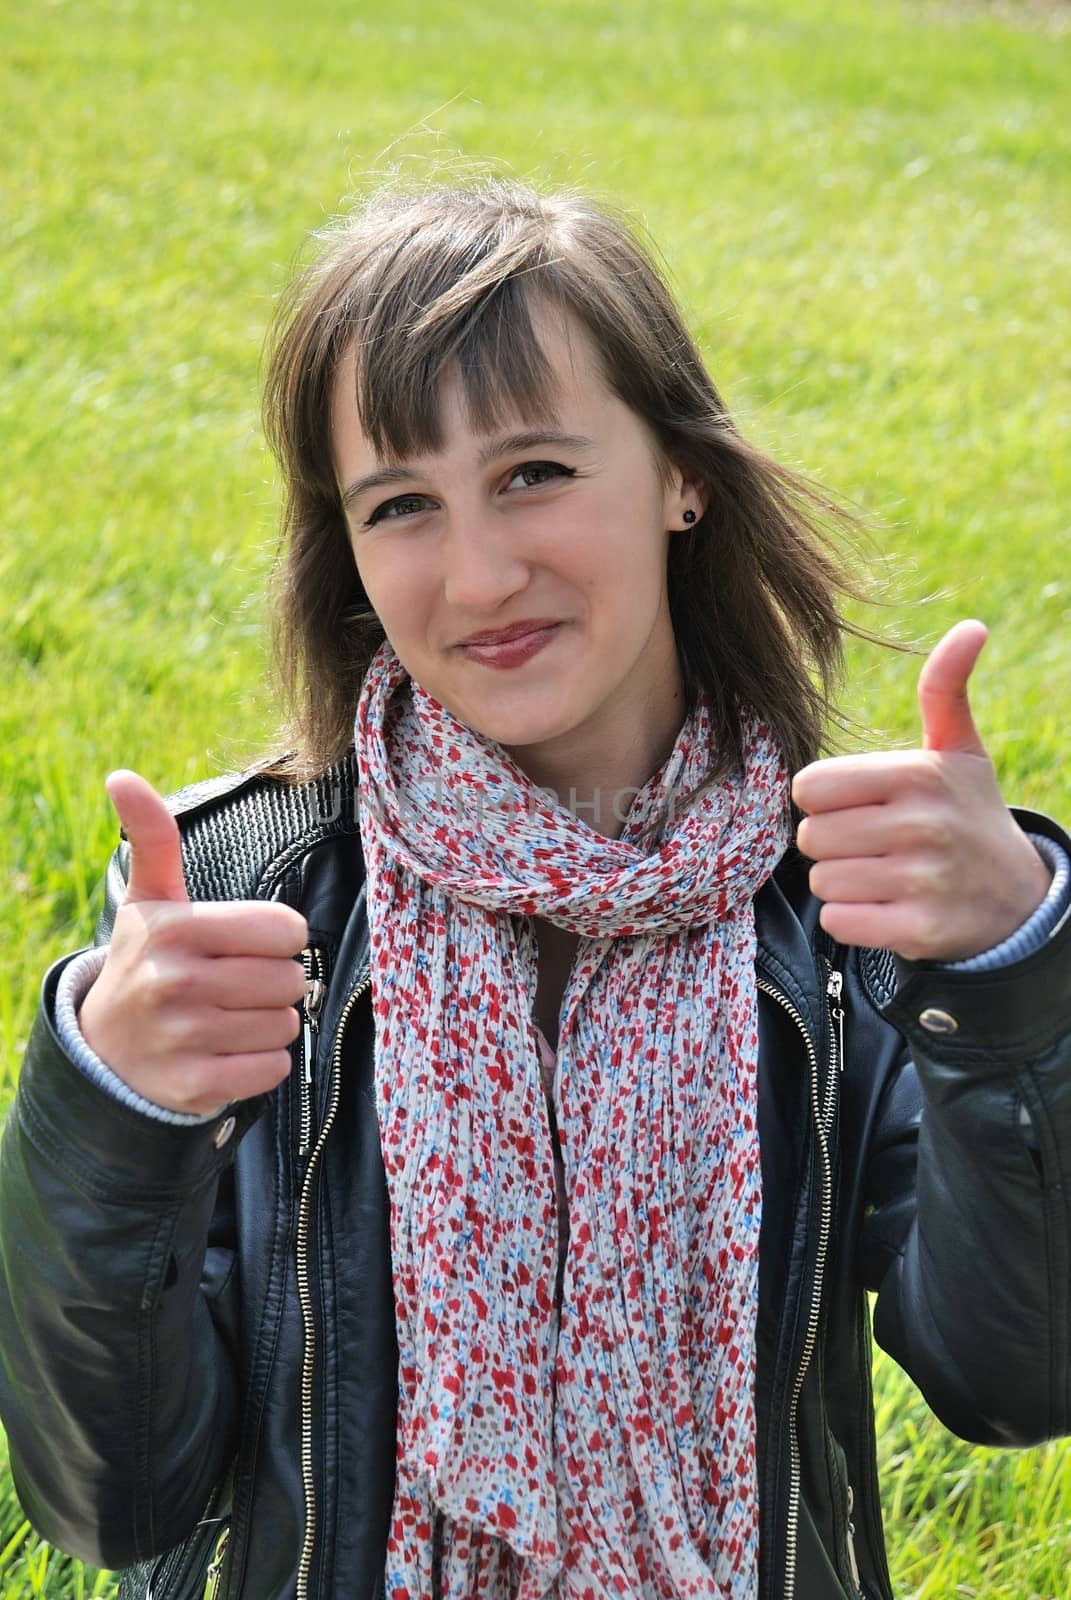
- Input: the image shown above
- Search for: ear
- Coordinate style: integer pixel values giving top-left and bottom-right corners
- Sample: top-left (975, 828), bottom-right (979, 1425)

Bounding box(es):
top-left (662, 462), bottom-right (709, 532)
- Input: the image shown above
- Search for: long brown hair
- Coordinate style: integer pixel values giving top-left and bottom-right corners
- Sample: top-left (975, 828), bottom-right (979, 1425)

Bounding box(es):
top-left (262, 179), bottom-right (872, 782)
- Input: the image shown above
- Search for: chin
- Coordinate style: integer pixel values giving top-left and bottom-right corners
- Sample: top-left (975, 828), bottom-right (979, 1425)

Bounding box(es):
top-left (440, 696), bottom-right (575, 754)
top-left (460, 712), bottom-right (563, 750)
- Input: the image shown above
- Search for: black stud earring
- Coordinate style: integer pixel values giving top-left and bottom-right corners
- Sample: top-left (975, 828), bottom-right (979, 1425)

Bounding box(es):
top-left (682, 509), bottom-right (697, 525)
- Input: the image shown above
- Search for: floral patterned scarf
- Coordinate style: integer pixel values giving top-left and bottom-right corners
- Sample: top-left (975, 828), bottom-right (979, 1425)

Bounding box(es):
top-left (354, 640), bottom-right (789, 1599)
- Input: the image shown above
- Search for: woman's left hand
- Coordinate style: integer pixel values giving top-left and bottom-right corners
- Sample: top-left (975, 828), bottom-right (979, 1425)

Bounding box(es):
top-left (792, 619), bottom-right (1053, 963)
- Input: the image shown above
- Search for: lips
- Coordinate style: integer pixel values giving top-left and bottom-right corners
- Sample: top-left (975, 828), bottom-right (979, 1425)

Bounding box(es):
top-left (458, 619), bottom-right (559, 647)
top-left (458, 623), bottom-right (562, 669)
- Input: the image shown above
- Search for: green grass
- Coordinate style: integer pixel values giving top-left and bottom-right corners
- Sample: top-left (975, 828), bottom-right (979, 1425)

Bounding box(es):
top-left (1, 0), bottom-right (1069, 1593)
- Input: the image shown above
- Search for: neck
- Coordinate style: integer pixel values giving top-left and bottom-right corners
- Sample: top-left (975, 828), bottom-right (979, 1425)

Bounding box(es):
top-left (502, 670), bottom-right (687, 842)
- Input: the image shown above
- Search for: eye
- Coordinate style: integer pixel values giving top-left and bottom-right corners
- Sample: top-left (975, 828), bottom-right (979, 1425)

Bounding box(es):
top-left (506, 460), bottom-right (576, 490)
top-left (363, 493), bottom-right (434, 527)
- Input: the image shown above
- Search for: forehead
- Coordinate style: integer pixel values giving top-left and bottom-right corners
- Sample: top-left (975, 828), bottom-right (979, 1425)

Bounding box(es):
top-left (329, 304), bottom-right (614, 469)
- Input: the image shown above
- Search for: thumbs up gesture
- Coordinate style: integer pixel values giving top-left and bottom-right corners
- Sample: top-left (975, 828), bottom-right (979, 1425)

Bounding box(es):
top-left (79, 771), bottom-right (309, 1116)
top-left (792, 621), bottom-right (1053, 963)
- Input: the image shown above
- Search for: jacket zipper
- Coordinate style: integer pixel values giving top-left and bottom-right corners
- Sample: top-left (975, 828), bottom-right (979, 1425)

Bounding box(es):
top-left (203, 1526), bottom-right (230, 1600)
top-left (756, 966), bottom-right (840, 1600)
top-left (294, 968), bottom-right (372, 1600)
top-left (146, 1477), bottom-right (229, 1599)
top-left (825, 961), bottom-right (864, 1596)
top-left (827, 968), bottom-right (845, 1080)
top-left (845, 1482), bottom-right (863, 1595)
top-left (299, 947), bottom-right (327, 1158)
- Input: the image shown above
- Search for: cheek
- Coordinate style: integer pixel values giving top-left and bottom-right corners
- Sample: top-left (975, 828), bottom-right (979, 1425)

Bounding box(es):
top-left (583, 479), bottom-right (670, 586)
top-left (351, 547), bottom-right (424, 631)
top-left (591, 457), bottom-right (671, 538)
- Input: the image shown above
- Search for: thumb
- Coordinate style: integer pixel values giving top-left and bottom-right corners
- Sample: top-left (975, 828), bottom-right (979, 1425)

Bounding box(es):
top-left (917, 619), bottom-right (989, 755)
top-left (105, 770), bottom-right (189, 904)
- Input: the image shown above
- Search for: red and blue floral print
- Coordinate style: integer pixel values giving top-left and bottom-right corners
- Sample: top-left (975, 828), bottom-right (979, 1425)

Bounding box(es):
top-left (355, 641), bottom-right (789, 1599)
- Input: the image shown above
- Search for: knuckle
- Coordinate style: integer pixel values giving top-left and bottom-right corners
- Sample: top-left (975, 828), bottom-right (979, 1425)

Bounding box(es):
top-left (906, 850), bottom-right (955, 903)
top-left (906, 753), bottom-right (948, 798)
top-left (189, 1014), bottom-right (222, 1054)
top-left (149, 959), bottom-right (199, 1006)
top-left (186, 1067), bottom-right (219, 1108)
top-left (170, 1061), bottom-right (219, 1111)
top-left (902, 807), bottom-right (953, 854)
top-left (901, 904), bottom-right (942, 961)
top-left (144, 906), bottom-right (194, 951)
top-left (895, 858), bottom-right (927, 899)
top-left (172, 1009), bottom-right (224, 1056)
top-left (915, 851), bottom-right (947, 902)
top-left (893, 811), bottom-right (928, 852)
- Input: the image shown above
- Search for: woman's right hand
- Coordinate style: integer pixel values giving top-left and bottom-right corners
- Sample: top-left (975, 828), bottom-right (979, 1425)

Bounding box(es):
top-left (79, 771), bottom-right (309, 1116)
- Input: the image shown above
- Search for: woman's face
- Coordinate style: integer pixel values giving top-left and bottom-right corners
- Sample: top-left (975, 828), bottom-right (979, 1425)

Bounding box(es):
top-left (331, 311), bottom-right (698, 789)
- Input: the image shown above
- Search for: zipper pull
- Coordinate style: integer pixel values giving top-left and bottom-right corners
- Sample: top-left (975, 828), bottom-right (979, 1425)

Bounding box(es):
top-left (299, 949), bottom-right (327, 1158)
top-left (302, 977), bottom-right (326, 1085)
top-left (827, 969), bottom-right (845, 1074)
top-left (204, 1525), bottom-right (230, 1600)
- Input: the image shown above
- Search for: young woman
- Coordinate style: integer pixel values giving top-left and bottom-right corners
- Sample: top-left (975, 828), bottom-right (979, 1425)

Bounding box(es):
top-left (1, 181), bottom-right (1069, 1600)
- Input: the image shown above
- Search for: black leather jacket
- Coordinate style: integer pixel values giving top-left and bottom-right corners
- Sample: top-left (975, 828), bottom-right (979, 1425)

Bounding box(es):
top-left (1, 756), bottom-right (1069, 1600)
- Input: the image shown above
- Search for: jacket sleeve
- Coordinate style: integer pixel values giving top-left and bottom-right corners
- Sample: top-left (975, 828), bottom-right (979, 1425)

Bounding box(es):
top-left (862, 810), bottom-right (1071, 1448)
top-left (0, 849), bottom-right (264, 1569)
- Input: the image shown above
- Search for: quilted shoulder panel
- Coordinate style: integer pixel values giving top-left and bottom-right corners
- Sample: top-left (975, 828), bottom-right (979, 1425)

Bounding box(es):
top-left (174, 752), bottom-right (362, 903)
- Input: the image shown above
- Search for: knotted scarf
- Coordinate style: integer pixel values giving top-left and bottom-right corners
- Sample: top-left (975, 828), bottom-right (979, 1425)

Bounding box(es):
top-left (354, 639), bottom-right (789, 1599)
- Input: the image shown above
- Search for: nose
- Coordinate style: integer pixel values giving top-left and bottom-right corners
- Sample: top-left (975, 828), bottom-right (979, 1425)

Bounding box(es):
top-left (441, 503), bottom-right (529, 612)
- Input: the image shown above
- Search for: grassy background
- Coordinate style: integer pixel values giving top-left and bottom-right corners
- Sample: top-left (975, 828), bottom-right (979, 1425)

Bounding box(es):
top-left (2, 0), bottom-right (1069, 1593)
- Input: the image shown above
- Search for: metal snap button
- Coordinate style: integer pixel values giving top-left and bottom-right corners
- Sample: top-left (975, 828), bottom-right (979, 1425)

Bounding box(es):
top-left (918, 1007), bottom-right (958, 1036)
top-left (213, 1115), bottom-right (237, 1150)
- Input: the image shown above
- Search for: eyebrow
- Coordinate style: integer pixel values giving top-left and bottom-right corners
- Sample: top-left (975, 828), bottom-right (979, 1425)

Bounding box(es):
top-left (339, 430), bottom-right (596, 511)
